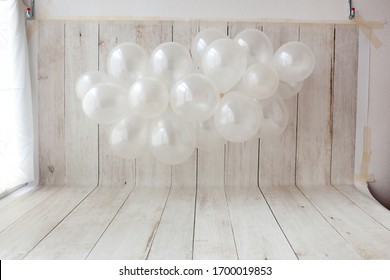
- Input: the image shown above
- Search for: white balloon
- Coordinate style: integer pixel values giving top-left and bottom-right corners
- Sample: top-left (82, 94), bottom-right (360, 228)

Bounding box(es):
top-left (196, 117), bottom-right (226, 152)
top-left (191, 28), bottom-right (226, 65)
top-left (150, 42), bottom-right (192, 90)
top-left (107, 43), bottom-right (149, 88)
top-left (149, 109), bottom-right (196, 165)
top-left (75, 71), bottom-right (114, 101)
top-left (82, 83), bottom-right (129, 124)
top-left (110, 114), bottom-right (150, 159)
top-left (170, 73), bottom-right (219, 122)
top-left (241, 63), bottom-right (279, 100)
top-left (214, 91), bottom-right (259, 142)
top-left (202, 38), bottom-right (247, 93)
top-left (257, 95), bottom-right (289, 138)
top-left (272, 41), bottom-right (315, 82)
top-left (234, 28), bottom-right (273, 66)
top-left (128, 77), bottom-right (169, 119)
top-left (276, 80), bottom-right (304, 99)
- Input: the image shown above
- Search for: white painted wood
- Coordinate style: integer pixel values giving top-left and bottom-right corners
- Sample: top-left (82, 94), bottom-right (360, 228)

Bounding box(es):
top-left (331, 24), bottom-right (358, 186)
top-left (87, 22), bottom-right (173, 260)
top-left (260, 185), bottom-right (362, 259)
top-left (38, 20), bottom-right (66, 186)
top-left (194, 145), bottom-right (237, 259)
top-left (293, 24), bottom-right (390, 259)
top-left (326, 25), bottom-right (389, 234)
top-left (260, 23), bottom-right (299, 187)
top-left (0, 185), bottom-right (95, 259)
top-left (259, 23), bottom-right (361, 260)
top-left (147, 154), bottom-right (196, 260)
top-left (333, 184), bottom-right (390, 230)
top-left (0, 185), bottom-right (59, 233)
top-left (296, 24), bottom-right (334, 187)
top-left (98, 21), bottom-right (137, 188)
top-left (24, 184), bottom-right (133, 259)
top-left (148, 21), bottom-right (198, 260)
top-left (3, 20), bottom-right (387, 261)
top-left (64, 22), bottom-right (99, 186)
top-left (223, 22), bottom-right (296, 260)
top-left (225, 139), bottom-right (297, 260)
top-left (297, 185), bottom-right (390, 259)
top-left (86, 183), bottom-right (171, 259)
top-left (191, 21), bottom-right (238, 261)
top-left (22, 22), bottom-right (135, 260)
top-left (293, 25), bottom-right (384, 259)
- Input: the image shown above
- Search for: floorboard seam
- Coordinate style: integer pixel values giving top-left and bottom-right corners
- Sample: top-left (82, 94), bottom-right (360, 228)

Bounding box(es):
top-left (22, 184), bottom-right (99, 259)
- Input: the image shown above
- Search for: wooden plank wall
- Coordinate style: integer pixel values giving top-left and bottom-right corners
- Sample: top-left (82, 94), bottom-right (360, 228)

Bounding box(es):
top-left (33, 20), bottom-right (363, 259)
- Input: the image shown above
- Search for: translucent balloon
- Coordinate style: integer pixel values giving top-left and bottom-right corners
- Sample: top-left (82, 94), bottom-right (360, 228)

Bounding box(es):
top-left (214, 91), bottom-right (259, 142)
top-left (82, 83), bottom-right (129, 124)
top-left (202, 38), bottom-right (247, 93)
top-left (257, 95), bottom-right (289, 138)
top-left (241, 63), bottom-right (279, 100)
top-left (234, 28), bottom-right (273, 66)
top-left (128, 77), bottom-right (169, 119)
top-left (150, 42), bottom-right (192, 90)
top-left (109, 114), bottom-right (150, 159)
top-left (107, 43), bottom-right (149, 88)
top-left (272, 41), bottom-right (315, 82)
top-left (276, 80), bottom-right (304, 99)
top-left (170, 73), bottom-right (219, 122)
top-left (196, 117), bottom-right (226, 152)
top-left (149, 109), bottom-right (196, 165)
top-left (75, 71), bottom-right (115, 101)
top-left (191, 28), bottom-right (226, 65)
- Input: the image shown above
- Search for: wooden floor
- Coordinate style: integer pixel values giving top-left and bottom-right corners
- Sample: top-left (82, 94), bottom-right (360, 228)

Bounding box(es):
top-left (0, 160), bottom-right (389, 260)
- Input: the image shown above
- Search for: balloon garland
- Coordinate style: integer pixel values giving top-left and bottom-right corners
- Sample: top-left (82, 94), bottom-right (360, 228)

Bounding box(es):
top-left (76, 28), bottom-right (315, 165)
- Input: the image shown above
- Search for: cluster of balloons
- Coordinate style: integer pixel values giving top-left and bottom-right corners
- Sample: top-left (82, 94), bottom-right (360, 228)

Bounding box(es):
top-left (76, 28), bottom-right (315, 165)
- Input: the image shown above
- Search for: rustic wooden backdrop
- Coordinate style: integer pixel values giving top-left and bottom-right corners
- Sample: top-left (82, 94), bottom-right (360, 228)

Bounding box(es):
top-left (0, 19), bottom-right (376, 261)
top-left (1, 20), bottom-right (389, 260)
top-left (34, 20), bottom-right (365, 259)
top-left (38, 20), bottom-right (358, 186)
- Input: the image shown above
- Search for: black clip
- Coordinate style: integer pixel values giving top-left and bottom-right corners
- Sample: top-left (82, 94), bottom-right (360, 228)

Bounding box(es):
top-left (349, 0), bottom-right (356, 20)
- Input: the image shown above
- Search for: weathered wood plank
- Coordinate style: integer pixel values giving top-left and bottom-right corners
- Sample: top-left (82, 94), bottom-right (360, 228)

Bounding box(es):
top-left (23, 22), bottom-right (136, 260)
top-left (87, 22), bottom-right (173, 260)
top-left (24, 184), bottom-right (133, 259)
top-left (38, 20), bottom-right (65, 186)
top-left (194, 146), bottom-right (237, 259)
top-left (296, 24), bottom-right (334, 187)
top-left (98, 21), bottom-right (137, 187)
top-left (297, 185), bottom-right (390, 259)
top-left (293, 24), bottom-right (389, 259)
top-left (0, 185), bottom-right (95, 259)
top-left (225, 140), bottom-right (297, 260)
top-left (12, 20), bottom-right (388, 262)
top-left (333, 184), bottom-right (390, 230)
top-left (260, 185), bottom-right (361, 259)
top-left (148, 21), bottom-right (198, 260)
top-left (223, 22), bottom-right (296, 260)
top-left (0, 186), bottom-right (59, 233)
top-left (192, 22), bottom-right (237, 260)
top-left (260, 23), bottom-right (299, 187)
top-left (331, 24), bottom-right (358, 186)
top-left (258, 23), bottom-right (361, 260)
top-left (292, 24), bottom-right (388, 259)
top-left (64, 22), bottom-right (99, 186)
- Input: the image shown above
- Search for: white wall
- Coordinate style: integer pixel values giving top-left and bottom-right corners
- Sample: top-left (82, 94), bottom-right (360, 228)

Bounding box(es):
top-left (25, 0), bottom-right (390, 207)
top-left (34, 0), bottom-right (348, 21)
top-left (354, 1), bottom-right (390, 207)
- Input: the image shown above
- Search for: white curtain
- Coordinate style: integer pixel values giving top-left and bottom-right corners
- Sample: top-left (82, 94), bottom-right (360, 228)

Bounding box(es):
top-left (0, 0), bottom-right (34, 195)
